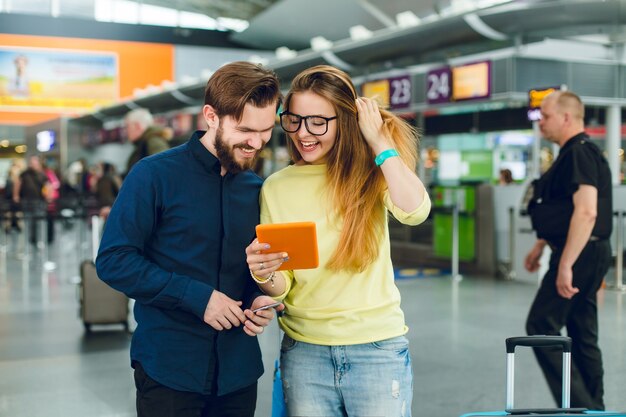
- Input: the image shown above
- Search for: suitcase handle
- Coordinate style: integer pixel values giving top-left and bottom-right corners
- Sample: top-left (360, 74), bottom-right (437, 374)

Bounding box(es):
top-left (505, 336), bottom-right (572, 410)
top-left (506, 336), bottom-right (572, 353)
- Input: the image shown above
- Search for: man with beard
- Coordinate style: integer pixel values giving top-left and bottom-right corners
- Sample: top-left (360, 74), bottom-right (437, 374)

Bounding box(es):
top-left (96, 61), bottom-right (283, 417)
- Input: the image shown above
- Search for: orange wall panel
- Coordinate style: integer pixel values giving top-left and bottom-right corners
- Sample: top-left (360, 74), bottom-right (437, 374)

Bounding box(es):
top-left (0, 111), bottom-right (59, 125)
top-left (0, 33), bottom-right (174, 125)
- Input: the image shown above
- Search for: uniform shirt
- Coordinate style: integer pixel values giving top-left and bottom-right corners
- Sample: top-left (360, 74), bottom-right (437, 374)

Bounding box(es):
top-left (260, 163), bottom-right (431, 345)
top-left (544, 132), bottom-right (613, 242)
top-left (96, 131), bottom-right (264, 395)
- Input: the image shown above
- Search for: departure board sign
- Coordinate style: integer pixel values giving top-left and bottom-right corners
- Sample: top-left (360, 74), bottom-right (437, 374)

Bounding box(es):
top-left (527, 86), bottom-right (560, 121)
top-left (362, 74), bottom-right (412, 110)
top-left (451, 61), bottom-right (491, 101)
top-left (362, 79), bottom-right (390, 107)
top-left (426, 67), bottom-right (452, 104)
top-left (389, 75), bottom-right (412, 110)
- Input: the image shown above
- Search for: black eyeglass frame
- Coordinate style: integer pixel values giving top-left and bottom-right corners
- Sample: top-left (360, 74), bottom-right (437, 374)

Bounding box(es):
top-left (279, 111), bottom-right (338, 136)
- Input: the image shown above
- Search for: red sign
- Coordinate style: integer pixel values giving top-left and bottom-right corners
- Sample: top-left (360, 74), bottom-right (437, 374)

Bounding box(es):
top-left (584, 125), bottom-right (626, 138)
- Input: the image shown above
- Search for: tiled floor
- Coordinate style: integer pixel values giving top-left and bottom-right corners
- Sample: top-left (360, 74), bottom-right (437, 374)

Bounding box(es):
top-left (1, 223), bottom-right (624, 417)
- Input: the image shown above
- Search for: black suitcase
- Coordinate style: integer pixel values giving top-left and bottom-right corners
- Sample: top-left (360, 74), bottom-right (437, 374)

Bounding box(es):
top-left (460, 336), bottom-right (625, 416)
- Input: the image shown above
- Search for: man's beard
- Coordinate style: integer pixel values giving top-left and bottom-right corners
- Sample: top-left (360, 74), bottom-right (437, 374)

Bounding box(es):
top-left (214, 126), bottom-right (261, 174)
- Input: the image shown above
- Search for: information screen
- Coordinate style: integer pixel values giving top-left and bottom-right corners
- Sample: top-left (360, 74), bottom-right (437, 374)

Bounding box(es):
top-left (451, 61), bottom-right (491, 101)
top-left (36, 130), bottom-right (55, 152)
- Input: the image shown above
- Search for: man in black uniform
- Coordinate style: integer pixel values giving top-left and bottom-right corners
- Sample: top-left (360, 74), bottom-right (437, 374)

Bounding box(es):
top-left (525, 91), bottom-right (612, 410)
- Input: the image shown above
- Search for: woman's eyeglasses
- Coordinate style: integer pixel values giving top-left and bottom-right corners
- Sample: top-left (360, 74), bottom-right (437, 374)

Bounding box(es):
top-left (279, 111), bottom-right (337, 136)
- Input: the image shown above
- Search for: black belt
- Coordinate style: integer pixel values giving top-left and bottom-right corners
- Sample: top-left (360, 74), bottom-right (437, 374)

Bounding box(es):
top-left (548, 236), bottom-right (603, 251)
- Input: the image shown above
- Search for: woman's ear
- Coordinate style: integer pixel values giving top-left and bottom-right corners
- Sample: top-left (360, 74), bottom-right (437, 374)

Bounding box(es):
top-left (202, 105), bottom-right (220, 130)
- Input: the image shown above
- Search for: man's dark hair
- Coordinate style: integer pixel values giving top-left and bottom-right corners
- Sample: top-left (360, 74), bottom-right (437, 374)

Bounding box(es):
top-left (204, 61), bottom-right (282, 120)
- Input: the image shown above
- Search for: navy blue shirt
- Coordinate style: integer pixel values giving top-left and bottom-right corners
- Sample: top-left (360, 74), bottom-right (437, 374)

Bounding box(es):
top-left (96, 131), bottom-right (264, 395)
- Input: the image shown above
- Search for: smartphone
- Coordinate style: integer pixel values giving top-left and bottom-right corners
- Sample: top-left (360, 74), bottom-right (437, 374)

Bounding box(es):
top-left (251, 302), bottom-right (282, 313)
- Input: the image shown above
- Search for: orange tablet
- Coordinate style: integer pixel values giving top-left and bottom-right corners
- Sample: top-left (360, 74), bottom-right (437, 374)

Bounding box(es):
top-left (256, 222), bottom-right (319, 270)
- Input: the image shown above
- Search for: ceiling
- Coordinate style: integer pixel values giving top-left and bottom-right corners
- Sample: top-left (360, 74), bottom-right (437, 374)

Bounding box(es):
top-left (8, 0), bottom-right (625, 127)
top-left (139, 0), bottom-right (280, 21)
top-left (116, 0), bottom-right (458, 48)
top-left (231, 0), bottom-right (456, 50)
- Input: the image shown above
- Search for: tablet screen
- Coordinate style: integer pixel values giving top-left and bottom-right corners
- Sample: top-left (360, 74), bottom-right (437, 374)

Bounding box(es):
top-left (256, 222), bottom-right (319, 270)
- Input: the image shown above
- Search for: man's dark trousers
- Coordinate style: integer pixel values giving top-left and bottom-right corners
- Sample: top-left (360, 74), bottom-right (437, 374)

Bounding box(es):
top-left (526, 239), bottom-right (611, 410)
top-left (134, 362), bottom-right (257, 417)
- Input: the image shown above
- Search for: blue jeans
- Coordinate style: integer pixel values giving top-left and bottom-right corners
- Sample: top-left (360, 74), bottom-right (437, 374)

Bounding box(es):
top-left (280, 335), bottom-right (413, 417)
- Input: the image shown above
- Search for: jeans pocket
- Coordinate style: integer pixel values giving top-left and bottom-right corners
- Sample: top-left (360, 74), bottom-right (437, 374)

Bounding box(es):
top-left (280, 334), bottom-right (298, 352)
top-left (371, 335), bottom-right (410, 352)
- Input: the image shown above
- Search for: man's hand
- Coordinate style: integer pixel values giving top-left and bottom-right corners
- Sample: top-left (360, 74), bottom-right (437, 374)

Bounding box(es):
top-left (556, 265), bottom-right (579, 299)
top-left (524, 241), bottom-right (545, 272)
top-left (242, 295), bottom-right (285, 337)
top-left (203, 290), bottom-right (246, 331)
top-left (99, 206), bottom-right (112, 219)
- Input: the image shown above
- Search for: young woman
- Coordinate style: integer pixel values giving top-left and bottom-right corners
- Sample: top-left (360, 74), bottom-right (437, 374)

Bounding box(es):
top-left (244, 65), bottom-right (430, 417)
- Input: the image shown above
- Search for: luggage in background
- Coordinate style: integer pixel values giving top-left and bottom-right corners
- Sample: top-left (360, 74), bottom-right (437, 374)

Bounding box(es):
top-left (460, 336), bottom-right (625, 417)
top-left (79, 215), bottom-right (128, 332)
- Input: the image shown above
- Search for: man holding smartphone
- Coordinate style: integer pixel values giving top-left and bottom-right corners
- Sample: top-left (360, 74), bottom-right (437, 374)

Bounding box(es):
top-left (96, 62), bottom-right (283, 417)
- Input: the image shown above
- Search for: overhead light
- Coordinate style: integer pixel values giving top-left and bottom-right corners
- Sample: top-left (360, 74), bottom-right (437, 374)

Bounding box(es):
top-left (133, 88), bottom-right (147, 98)
top-left (310, 36), bottom-right (333, 51)
top-left (447, 0), bottom-right (476, 15)
top-left (0, 139), bottom-right (9, 147)
top-left (144, 84), bottom-right (160, 94)
top-left (349, 25), bottom-right (372, 41)
top-left (200, 69), bottom-right (214, 80)
top-left (463, 13), bottom-right (507, 40)
top-left (15, 145), bottom-right (27, 154)
top-left (248, 55), bottom-right (269, 66)
top-left (160, 80), bottom-right (176, 90)
top-left (275, 46), bottom-right (297, 60)
top-left (179, 75), bottom-right (199, 86)
top-left (396, 11), bottom-right (420, 28)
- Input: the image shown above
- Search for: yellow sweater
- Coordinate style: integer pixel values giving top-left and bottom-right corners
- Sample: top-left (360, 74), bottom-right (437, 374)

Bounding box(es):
top-left (260, 164), bottom-right (431, 345)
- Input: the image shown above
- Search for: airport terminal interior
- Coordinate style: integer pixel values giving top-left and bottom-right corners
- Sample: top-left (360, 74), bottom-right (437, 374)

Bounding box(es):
top-left (1, 0), bottom-right (626, 416)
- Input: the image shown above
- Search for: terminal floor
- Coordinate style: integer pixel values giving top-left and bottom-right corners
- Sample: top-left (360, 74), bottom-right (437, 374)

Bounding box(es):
top-left (0, 227), bottom-right (624, 417)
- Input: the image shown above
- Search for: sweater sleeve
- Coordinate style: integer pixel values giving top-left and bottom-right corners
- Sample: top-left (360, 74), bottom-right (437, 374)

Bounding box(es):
top-left (383, 189), bottom-right (431, 226)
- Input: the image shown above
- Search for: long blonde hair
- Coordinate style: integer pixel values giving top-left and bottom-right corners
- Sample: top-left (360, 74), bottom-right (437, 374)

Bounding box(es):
top-left (284, 65), bottom-right (418, 272)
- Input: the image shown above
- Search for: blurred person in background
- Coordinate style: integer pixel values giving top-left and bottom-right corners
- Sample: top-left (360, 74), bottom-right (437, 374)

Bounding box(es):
top-left (42, 160), bottom-right (60, 243)
top-left (3, 158), bottom-right (26, 233)
top-left (96, 109), bottom-right (171, 220)
top-left (499, 168), bottom-right (513, 185)
top-left (95, 162), bottom-right (121, 219)
top-left (124, 108), bottom-right (170, 176)
top-left (13, 155), bottom-right (50, 244)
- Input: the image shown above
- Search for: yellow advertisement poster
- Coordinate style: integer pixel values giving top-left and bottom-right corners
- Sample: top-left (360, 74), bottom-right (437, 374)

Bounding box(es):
top-left (0, 46), bottom-right (118, 111)
top-left (452, 61), bottom-right (490, 101)
top-left (361, 79), bottom-right (390, 108)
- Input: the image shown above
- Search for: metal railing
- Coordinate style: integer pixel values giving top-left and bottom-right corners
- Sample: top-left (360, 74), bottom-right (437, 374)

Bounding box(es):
top-left (609, 210), bottom-right (625, 292)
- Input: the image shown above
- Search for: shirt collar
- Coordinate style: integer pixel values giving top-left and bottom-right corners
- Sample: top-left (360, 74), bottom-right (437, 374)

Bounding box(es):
top-left (561, 131), bottom-right (588, 152)
top-left (188, 130), bottom-right (221, 175)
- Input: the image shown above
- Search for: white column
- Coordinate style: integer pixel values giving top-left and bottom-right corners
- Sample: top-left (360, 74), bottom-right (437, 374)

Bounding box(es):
top-left (531, 121), bottom-right (541, 178)
top-left (605, 104), bottom-right (621, 185)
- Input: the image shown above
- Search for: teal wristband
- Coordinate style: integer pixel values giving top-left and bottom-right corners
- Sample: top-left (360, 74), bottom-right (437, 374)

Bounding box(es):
top-left (374, 149), bottom-right (399, 166)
